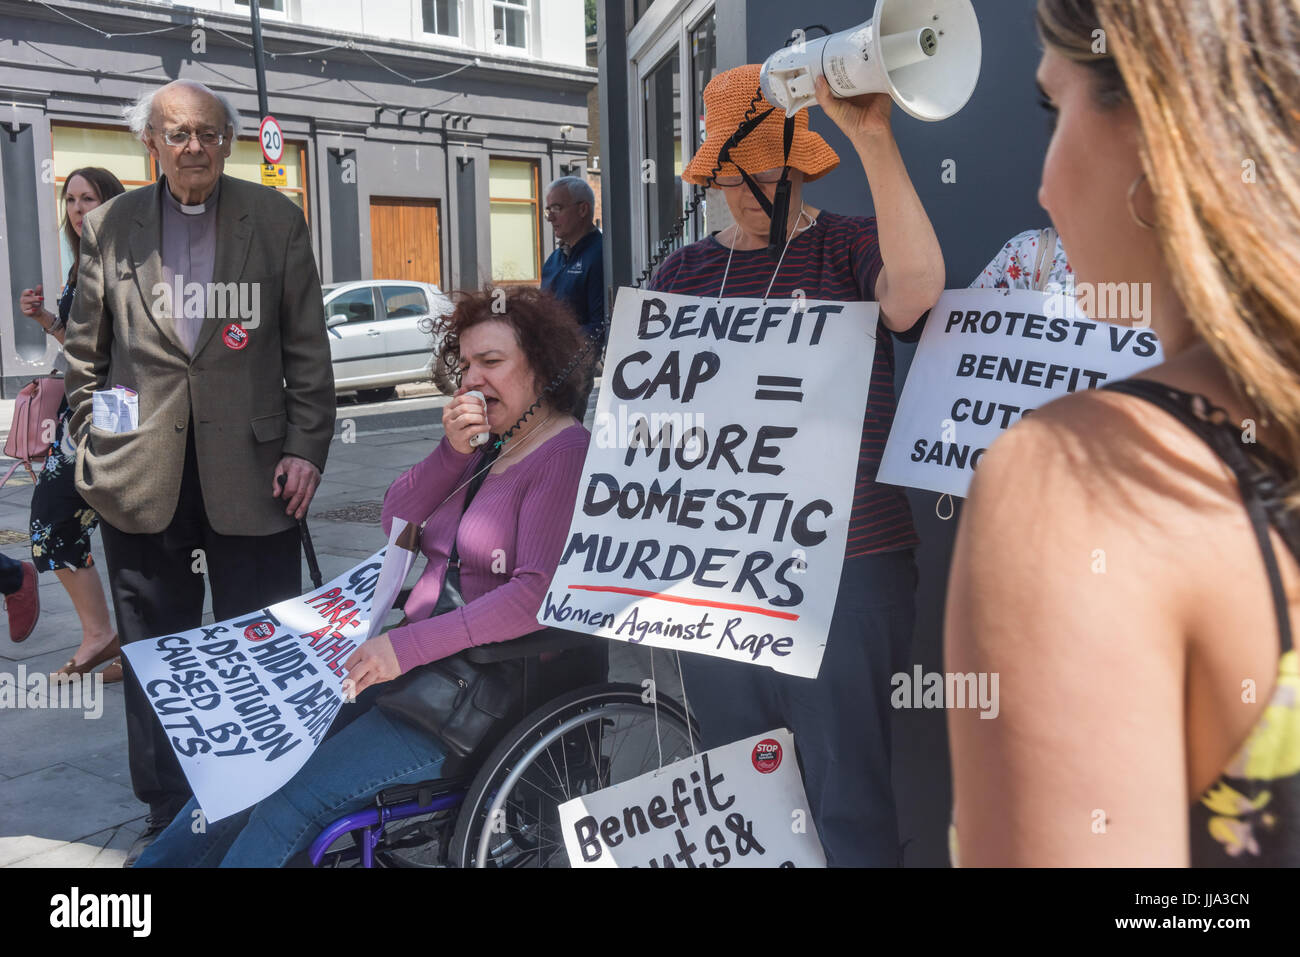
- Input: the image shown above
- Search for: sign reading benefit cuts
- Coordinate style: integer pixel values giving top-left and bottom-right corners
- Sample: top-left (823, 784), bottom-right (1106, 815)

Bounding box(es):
top-left (542, 288), bottom-right (877, 680)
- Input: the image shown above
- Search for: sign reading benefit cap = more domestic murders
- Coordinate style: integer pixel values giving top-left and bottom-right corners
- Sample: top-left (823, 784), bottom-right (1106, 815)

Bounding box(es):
top-left (542, 287), bottom-right (878, 679)
top-left (878, 288), bottom-right (1164, 498)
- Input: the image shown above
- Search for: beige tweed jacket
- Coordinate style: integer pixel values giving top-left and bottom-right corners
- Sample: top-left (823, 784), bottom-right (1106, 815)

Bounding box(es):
top-left (63, 175), bottom-right (336, 536)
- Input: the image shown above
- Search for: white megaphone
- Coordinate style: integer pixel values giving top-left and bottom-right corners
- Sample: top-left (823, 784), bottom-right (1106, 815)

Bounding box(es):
top-left (760, 0), bottom-right (982, 122)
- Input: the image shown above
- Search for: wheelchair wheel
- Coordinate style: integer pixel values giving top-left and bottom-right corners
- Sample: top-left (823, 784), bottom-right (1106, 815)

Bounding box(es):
top-left (448, 683), bottom-right (696, 868)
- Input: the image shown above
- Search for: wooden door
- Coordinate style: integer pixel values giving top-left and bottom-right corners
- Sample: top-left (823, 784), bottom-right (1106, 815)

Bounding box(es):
top-left (370, 197), bottom-right (442, 286)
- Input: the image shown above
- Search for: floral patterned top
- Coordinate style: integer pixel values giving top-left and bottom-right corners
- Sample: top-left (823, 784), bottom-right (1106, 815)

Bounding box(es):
top-left (970, 228), bottom-right (1072, 291)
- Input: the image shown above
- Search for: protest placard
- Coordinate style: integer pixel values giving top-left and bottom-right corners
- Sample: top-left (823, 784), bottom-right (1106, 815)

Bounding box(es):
top-left (878, 288), bottom-right (1164, 498)
top-left (557, 728), bottom-right (825, 868)
top-left (541, 287), bottom-right (878, 679)
top-left (121, 521), bottom-right (418, 822)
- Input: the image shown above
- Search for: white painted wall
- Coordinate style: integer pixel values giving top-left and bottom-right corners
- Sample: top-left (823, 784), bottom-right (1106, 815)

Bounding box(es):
top-left (536, 0), bottom-right (585, 66)
top-left (174, 0), bottom-right (587, 67)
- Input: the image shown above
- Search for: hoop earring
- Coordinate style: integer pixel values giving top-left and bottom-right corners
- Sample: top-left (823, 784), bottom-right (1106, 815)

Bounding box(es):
top-left (1127, 172), bottom-right (1156, 230)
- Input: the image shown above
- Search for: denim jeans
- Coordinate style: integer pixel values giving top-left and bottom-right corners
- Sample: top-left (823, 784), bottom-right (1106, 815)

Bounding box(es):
top-left (135, 704), bottom-right (446, 867)
top-left (678, 549), bottom-right (918, 867)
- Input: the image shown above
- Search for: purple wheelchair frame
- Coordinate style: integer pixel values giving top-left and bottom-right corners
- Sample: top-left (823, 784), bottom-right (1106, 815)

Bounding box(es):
top-left (308, 785), bottom-right (467, 867)
top-left (303, 616), bottom-right (607, 867)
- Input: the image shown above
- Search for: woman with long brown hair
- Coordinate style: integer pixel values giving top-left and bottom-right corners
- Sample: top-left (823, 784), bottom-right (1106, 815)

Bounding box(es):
top-left (16, 167), bottom-right (125, 678)
top-left (947, 0), bottom-right (1300, 865)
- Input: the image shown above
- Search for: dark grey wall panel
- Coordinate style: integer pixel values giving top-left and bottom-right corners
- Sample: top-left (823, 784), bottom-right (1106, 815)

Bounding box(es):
top-left (326, 148), bottom-right (362, 282)
top-left (598, 0), bottom-right (632, 294)
top-left (455, 155), bottom-right (479, 289)
top-left (1, 123), bottom-right (46, 363)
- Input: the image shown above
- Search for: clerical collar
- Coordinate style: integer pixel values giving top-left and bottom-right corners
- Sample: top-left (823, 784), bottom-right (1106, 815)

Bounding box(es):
top-left (161, 177), bottom-right (220, 216)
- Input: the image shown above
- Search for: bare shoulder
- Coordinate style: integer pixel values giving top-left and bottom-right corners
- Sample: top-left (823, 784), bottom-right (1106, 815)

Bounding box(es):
top-left (968, 382), bottom-right (1242, 542)
top-left (952, 380), bottom-right (1240, 699)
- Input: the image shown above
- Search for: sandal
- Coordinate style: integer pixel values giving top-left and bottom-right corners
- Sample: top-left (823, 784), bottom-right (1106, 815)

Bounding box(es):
top-left (52, 635), bottom-right (120, 680)
top-left (99, 658), bottom-right (123, 684)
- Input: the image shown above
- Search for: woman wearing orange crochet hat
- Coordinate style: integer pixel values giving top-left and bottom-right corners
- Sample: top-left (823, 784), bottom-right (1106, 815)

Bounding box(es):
top-left (650, 64), bottom-right (944, 866)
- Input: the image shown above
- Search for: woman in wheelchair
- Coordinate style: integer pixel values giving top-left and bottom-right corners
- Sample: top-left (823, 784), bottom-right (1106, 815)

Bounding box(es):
top-left (136, 286), bottom-right (593, 867)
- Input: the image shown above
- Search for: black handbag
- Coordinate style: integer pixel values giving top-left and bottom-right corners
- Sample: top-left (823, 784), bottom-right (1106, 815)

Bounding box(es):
top-left (375, 445), bottom-right (523, 758)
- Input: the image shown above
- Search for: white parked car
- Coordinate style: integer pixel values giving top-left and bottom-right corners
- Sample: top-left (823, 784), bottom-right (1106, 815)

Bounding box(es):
top-left (324, 279), bottom-right (457, 400)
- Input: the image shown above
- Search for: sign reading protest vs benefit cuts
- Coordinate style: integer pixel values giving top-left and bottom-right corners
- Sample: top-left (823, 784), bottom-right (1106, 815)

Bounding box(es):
top-left (558, 728), bottom-right (825, 868)
top-left (878, 288), bottom-right (1163, 498)
top-left (542, 288), bottom-right (877, 679)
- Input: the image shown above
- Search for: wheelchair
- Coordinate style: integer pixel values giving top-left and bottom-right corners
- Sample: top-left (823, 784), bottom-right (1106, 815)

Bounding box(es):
top-left (308, 626), bottom-right (698, 868)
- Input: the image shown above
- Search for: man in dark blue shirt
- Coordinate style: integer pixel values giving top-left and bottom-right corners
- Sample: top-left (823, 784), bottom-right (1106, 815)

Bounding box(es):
top-left (541, 176), bottom-right (604, 415)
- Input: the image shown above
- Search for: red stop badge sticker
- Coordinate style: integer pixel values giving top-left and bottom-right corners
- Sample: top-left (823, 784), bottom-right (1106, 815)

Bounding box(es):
top-left (223, 323), bottom-right (249, 350)
top-left (752, 738), bottom-right (782, 774)
top-left (244, 622), bottom-right (275, 641)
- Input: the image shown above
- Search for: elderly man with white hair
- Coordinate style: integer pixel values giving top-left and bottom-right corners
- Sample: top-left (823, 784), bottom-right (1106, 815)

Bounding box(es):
top-left (541, 175), bottom-right (605, 414)
top-left (63, 79), bottom-right (336, 865)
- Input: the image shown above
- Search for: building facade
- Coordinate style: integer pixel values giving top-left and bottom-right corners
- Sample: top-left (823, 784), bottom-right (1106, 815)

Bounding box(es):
top-left (0, 0), bottom-right (595, 392)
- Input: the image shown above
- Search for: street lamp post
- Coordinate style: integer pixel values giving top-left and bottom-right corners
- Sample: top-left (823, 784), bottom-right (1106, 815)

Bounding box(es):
top-left (248, 0), bottom-right (270, 119)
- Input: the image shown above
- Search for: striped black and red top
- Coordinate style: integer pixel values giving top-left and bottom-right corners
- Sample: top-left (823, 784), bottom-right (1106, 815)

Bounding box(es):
top-left (648, 211), bottom-right (919, 558)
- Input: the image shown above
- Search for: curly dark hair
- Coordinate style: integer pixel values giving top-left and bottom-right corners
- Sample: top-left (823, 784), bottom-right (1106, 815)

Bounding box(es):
top-left (434, 285), bottom-right (593, 423)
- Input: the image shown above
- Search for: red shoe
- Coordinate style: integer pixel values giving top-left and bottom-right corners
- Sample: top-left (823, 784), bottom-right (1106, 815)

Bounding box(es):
top-left (6, 561), bottom-right (39, 642)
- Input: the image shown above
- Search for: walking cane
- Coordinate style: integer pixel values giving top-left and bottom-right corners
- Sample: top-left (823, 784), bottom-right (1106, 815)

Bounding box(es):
top-left (278, 473), bottom-right (324, 589)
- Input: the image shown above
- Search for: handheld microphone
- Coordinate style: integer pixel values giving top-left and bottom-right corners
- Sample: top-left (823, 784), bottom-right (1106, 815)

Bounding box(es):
top-left (464, 390), bottom-right (490, 448)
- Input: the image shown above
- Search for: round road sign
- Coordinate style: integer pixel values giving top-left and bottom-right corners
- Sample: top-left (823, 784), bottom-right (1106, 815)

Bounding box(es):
top-left (259, 115), bottom-right (284, 165)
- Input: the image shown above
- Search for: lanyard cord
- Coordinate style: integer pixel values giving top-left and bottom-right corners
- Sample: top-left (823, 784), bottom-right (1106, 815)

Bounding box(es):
top-left (717, 204), bottom-right (815, 300)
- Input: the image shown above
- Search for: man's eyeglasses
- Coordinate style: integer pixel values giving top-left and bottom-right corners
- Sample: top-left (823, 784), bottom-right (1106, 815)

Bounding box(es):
top-left (154, 127), bottom-right (226, 149)
top-left (545, 203), bottom-right (573, 215)
top-left (712, 168), bottom-right (787, 188)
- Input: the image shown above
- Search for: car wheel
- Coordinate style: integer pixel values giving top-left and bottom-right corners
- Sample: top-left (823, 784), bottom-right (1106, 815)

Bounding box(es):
top-left (357, 387), bottom-right (398, 403)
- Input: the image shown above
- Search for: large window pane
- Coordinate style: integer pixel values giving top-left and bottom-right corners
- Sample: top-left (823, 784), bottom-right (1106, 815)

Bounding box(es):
top-left (490, 204), bottom-right (540, 280)
top-left (494, 0), bottom-right (528, 50)
top-left (51, 126), bottom-right (153, 275)
top-left (643, 50), bottom-right (682, 264)
top-left (326, 287), bottom-right (377, 324)
top-left (422, 0), bottom-right (459, 37)
top-left (489, 158), bottom-right (539, 282)
top-left (381, 285), bottom-right (429, 319)
top-left (490, 159), bottom-right (536, 200)
top-left (51, 126), bottom-right (151, 185)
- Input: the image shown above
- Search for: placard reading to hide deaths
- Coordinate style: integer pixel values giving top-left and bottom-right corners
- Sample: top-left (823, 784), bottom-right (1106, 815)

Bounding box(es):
top-left (878, 288), bottom-right (1164, 498)
top-left (542, 287), bottom-right (878, 679)
top-left (121, 521), bottom-right (419, 822)
top-left (557, 728), bottom-right (825, 868)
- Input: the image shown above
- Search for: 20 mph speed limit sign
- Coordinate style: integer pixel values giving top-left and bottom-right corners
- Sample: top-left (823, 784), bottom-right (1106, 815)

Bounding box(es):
top-left (259, 116), bottom-right (284, 165)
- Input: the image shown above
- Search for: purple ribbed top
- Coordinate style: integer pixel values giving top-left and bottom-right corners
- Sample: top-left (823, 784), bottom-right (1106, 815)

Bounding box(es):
top-left (380, 424), bottom-right (589, 673)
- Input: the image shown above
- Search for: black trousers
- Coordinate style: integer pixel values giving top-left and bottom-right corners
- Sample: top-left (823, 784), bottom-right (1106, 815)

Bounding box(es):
top-left (100, 425), bottom-right (301, 819)
top-left (678, 549), bottom-right (918, 867)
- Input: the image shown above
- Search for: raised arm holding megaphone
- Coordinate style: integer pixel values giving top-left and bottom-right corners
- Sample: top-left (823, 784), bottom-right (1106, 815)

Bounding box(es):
top-left (640, 4), bottom-right (982, 863)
